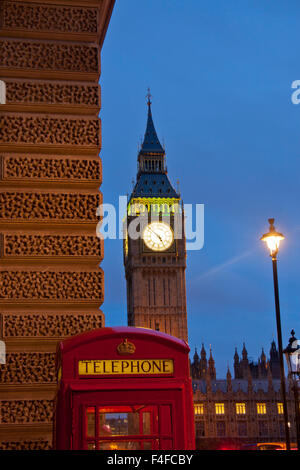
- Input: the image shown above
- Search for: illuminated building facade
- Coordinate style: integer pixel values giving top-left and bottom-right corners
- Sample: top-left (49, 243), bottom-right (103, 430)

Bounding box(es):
top-left (0, 0), bottom-right (115, 449)
top-left (191, 343), bottom-right (298, 449)
top-left (124, 97), bottom-right (188, 343)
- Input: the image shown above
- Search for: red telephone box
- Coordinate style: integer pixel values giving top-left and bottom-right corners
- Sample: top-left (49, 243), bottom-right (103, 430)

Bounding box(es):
top-left (54, 327), bottom-right (195, 450)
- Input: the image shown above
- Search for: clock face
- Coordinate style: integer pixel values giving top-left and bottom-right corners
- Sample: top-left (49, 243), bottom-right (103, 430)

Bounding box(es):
top-left (143, 222), bottom-right (173, 251)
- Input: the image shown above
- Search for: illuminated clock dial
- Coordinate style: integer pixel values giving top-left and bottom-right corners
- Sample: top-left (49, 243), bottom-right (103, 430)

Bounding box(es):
top-left (143, 222), bottom-right (173, 251)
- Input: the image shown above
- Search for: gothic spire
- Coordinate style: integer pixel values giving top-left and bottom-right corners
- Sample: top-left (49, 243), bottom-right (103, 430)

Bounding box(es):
top-left (226, 366), bottom-right (232, 392)
top-left (200, 343), bottom-right (206, 359)
top-left (208, 345), bottom-right (216, 380)
top-left (234, 347), bottom-right (239, 363)
top-left (242, 342), bottom-right (248, 360)
top-left (193, 347), bottom-right (200, 364)
top-left (269, 339), bottom-right (279, 359)
top-left (140, 91), bottom-right (164, 155)
top-left (260, 347), bottom-right (266, 363)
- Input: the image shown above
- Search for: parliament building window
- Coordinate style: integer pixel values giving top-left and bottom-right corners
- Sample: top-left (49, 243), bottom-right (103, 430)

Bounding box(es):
top-left (277, 403), bottom-right (283, 414)
top-left (215, 403), bottom-right (225, 415)
top-left (195, 421), bottom-right (205, 437)
top-left (258, 421), bottom-right (268, 437)
top-left (237, 422), bottom-right (247, 437)
top-left (256, 403), bottom-right (266, 415)
top-left (279, 422), bottom-right (284, 437)
top-left (216, 421), bottom-right (226, 437)
top-left (236, 403), bottom-right (246, 415)
top-left (194, 404), bottom-right (204, 415)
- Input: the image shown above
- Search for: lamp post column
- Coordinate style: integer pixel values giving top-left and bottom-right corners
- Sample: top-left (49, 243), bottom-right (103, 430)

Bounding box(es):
top-left (292, 379), bottom-right (300, 450)
top-left (272, 257), bottom-right (290, 451)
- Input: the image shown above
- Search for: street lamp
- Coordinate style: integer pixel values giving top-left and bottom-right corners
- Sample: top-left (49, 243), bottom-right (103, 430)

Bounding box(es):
top-left (284, 330), bottom-right (300, 450)
top-left (260, 218), bottom-right (291, 450)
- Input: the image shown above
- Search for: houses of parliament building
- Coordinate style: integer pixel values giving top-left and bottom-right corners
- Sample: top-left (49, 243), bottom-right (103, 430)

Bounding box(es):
top-left (190, 341), bottom-right (298, 449)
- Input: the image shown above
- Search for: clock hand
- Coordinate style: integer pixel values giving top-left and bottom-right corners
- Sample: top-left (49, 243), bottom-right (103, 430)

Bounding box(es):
top-left (148, 227), bottom-right (163, 243)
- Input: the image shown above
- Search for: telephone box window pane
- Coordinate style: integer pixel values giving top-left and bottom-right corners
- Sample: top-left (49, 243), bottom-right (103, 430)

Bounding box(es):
top-left (143, 441), bottom-right (153, 450)
top-left (143, 412), bottom-right (151, 435)
top-left (86, 407), bottom-right (95, 438)
top-left (99, 412), bottom-right (140, 436)
top-left (87, 442), bottom-right (96, 450)
top-left (99, 441), bottom-right (142, 450)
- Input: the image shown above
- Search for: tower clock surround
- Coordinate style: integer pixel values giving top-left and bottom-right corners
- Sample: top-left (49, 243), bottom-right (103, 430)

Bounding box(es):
top-left (124, 98), bottom-right (188, 343)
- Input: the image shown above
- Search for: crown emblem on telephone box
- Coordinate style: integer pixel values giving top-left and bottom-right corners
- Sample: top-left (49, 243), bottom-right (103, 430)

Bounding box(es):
top-left (117, 339), bottom-right (136, 355)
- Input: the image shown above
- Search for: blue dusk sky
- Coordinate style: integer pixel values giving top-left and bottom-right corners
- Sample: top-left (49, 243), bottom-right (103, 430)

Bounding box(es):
top-left (100, 0), bottom-right (300, 377)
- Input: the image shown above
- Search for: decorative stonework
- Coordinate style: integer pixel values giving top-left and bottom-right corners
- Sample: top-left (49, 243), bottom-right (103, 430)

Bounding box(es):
top-left (0, 440), bottom-right (52, 450)
top-left (1, 155), bottom-right (101, 181)
top-left (0, 193), bottom-right (100, 221)
top-left (0, 400), bottom-right (53, 424)
top-left (0, 353), bottom-right (55, 383)
top-left (5, 81), bottom-right (100, 107)
top-left (2, 235), bottom-right (102, 258)
top-left (2, 313), bottom-right (103, 337)
top-left (0, 271), bottom-right (103, 301)
top-left (0, 40), bottom-right (99, 73)
top-left (0, 0), bottom-right (114, 449)
top-left (0, 116), bottom-right (100, 147)
top-left (1, 2), bottom-right (99, 34)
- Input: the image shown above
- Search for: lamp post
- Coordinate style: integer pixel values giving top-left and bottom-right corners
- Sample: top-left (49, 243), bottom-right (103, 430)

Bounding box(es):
top-left (260, 218), bottom-right (290, 450)
top-left (284, 330), bottom-right (300, 450)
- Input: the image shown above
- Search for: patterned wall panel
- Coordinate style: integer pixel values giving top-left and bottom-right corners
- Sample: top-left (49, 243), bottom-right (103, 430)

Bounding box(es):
top-left (0, 440), bottom-right (52, 450)
top-left (0, 40), bottom-right (99, 75)
top-left (0, 399), bottom-right (53, 424)
top-left (0, 192), bottom-right (100, 222)
top-left (0, 353), bottom-right (56, 383)
top-left (2, 312), bottom-right (104, 337)
top-left (1, 235), bottom-right (102, 258)
top-left (0, 1), bottom-right (100, 35)
top-left (0, 155), bottom-right (101, 181)
top-left (4, 80), bottom-right (100, 108)
top-left (0, 115), bottom-right (100, 148)
top-left (0, 271), bottom-right (103, 301)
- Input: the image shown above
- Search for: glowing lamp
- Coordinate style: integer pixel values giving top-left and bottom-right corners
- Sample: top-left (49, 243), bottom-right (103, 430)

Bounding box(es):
top-left (260, 218), bottom-right (284, 258)
top-left (284, 330), bottom-right (300, 378)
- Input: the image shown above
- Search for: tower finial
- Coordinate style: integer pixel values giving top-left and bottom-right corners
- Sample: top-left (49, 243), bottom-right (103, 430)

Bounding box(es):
top-left (146, 87), bottom-right (152, 106)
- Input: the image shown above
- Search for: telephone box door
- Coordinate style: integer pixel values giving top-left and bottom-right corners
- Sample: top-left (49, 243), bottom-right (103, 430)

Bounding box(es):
top-left (72, 391), bottom-right (177, 450)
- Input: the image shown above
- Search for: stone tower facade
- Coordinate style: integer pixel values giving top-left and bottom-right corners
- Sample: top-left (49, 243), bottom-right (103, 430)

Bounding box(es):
top-left (0, 0), bottom-right (115, 450)
top-left (124, 98), bottom-right (188, 343)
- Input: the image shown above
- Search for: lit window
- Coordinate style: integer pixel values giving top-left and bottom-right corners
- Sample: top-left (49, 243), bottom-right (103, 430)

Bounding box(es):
top-left (215, 403), bottom-right (225, 415)
top-left (194, 404), bottom-right (204, 415)
top-left (257, 403), bottom-right (267, 414)
top-left (277, 403), bottom-right (284, 415)
top-left (236, 403), bottom-right (246, 415)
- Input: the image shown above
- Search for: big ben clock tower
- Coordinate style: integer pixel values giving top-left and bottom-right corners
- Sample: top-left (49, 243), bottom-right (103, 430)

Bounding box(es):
top-left (123, 95), bottom-right (188, 343)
